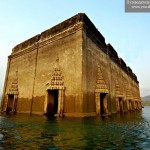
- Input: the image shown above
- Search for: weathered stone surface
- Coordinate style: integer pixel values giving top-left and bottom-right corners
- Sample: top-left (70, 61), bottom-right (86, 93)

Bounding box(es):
top-left (1, 13), bottom-right (142, 117)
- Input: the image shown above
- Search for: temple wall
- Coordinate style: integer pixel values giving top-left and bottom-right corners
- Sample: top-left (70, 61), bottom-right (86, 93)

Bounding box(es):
top-left (2, 24), bottom-right (83, 114)
top-left (32, 28), bottom-right (83, 114)
top-left (1, 13), bottom-right (141, 116)
top-left (4, 47), bottom-right (37, 113)
top-left (82, 30), bottom-right (140, 115)
top-left (82, 31), bottom-right (111, 114)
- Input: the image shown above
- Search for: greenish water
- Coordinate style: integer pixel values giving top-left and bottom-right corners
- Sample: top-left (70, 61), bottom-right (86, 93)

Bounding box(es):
top-left (0, 107), bottom-right (150, 150)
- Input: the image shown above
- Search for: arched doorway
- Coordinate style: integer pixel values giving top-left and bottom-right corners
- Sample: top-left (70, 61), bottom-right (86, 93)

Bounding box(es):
top-left (100, 93), bottom-right (107, 115)
top-left (6, 70), bottom-right (19, 113)
top-left (6, 94), bottom-right (18, 113)
top-left (45, 89), bottom-right (64, 116)
top-left (116, 97), bottom-right (124, 113)
top-left (6, 94), bottom-right (14, 112)
top-left (46, 90), bottom-right (58, 115)
top-left (44, 57), bottom-right (65, 117)
top-left (95, 65), bottom-right (109, 116)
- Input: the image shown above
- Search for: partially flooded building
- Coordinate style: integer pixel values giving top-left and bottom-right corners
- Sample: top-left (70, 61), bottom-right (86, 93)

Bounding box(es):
top-left (1, 13), bottom-right (142, 117)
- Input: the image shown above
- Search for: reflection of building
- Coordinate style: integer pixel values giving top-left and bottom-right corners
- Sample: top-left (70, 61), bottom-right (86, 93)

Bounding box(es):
top-left (1, 13), bottom-right (142, 117)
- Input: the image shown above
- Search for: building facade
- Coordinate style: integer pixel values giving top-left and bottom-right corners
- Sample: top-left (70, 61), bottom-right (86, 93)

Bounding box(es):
top-left (1, 13), bottom-right (142, 117)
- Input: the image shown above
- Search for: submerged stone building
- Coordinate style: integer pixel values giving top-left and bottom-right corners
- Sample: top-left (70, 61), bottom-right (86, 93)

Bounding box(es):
top-left (1, 13), bottom-right (142, 117)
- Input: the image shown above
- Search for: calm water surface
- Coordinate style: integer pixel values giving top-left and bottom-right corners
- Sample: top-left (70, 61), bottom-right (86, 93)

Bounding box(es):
top-left (0, 107), bottom-right (150, 150)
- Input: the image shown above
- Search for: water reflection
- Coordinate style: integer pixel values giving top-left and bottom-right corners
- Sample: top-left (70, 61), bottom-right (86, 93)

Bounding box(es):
top-left (0, 107), bottom-right (150, 149)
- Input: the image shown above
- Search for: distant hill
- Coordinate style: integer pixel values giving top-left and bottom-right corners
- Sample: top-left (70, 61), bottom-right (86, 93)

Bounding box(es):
top-left (142, 95), bottom-right (150, 106)
top-left (142, 95), bottom-right (150, 101)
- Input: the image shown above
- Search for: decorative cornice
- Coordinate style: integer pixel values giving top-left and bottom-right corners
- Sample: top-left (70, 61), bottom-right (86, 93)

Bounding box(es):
top-left (126, 88), bottom-right (133, 100)
top-left (46, 57), bottom-right (65, 90)
top-left (115, 80), bottom-right (124, 98)
top-left (95, 65), bottom-right (109, 93)
top-left (7, 71), bottom-right (19, 95)
top-left (132, 88), bottom-right (139, 100)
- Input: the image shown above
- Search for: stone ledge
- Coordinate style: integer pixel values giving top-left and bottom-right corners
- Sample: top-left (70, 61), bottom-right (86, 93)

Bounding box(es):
top-left (12, 34), bottom-right (40, 54)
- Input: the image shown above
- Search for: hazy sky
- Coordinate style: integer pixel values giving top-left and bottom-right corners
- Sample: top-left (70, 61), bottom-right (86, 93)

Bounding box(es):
top-left (0, 1), bottom-right (150, 97)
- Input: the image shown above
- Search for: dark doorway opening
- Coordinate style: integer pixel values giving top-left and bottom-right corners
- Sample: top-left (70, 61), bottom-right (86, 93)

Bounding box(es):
top-left (100, 93), bottom-right (106, 115)
top-left (47, 90), bottom-right (58, 115)
top-left (6, 94), bottom-right (14, 112)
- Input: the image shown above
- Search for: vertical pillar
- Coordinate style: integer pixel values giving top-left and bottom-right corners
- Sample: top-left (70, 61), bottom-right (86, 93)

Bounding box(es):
top-left (95, 92), bottom-right (100, 115)
top-left (123, 98), bottom-right (128, 112)
top-left (136, 101), bottom-right (139, 109)
top-left (126, 100), bottom-right (129, 111)
top-left (5, 95), bottom-right (9, 112)
top-left (44, 91), bottom-right (48, 113)
top-left (120, 99), bottom-right (124, 113)
top-left (116, 97), bottom-right (119, 112)
top-left (104, 95), bottom-right (108, 114)
top-left (137, 101), bottom-right (139, 109)
top-left (12, 95), bottom-right (15, 112)
top-left (14, 95), bottom-right (18, 112)
top-left (130, 100), bottom-right (132, 110)
top-left (131, 100), bottom-right (134, 110)
top-left (58, 89), bottom-right (64, 117)
top-left (137, 102), bottom-right (140, 109)
top-left (128, 100), bottom-right (131, 110)
top-left (135, 101), bottom-right (137, 110)
top-left (137, 101), bottom-right (141, 109)
top-left (61, 90), bottom-right (64, 116)
top-left (129, 100), bottom-right (131, 110)
top-left (133, 100), bottom-right (135, 110)
top-left (58, 90), bottom-right (61, 115)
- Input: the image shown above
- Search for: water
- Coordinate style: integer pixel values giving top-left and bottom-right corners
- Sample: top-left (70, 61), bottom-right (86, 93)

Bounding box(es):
top-left (0, 107), bottom-right (150, 150)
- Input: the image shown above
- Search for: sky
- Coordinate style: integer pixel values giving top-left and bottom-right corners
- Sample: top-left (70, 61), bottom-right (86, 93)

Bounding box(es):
top-left (0, 0), bottom-right (150, 97)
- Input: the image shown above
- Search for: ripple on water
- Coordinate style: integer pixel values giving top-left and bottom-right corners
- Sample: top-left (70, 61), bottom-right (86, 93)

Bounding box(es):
top-left (0, 107), bottom-right (150, 149)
